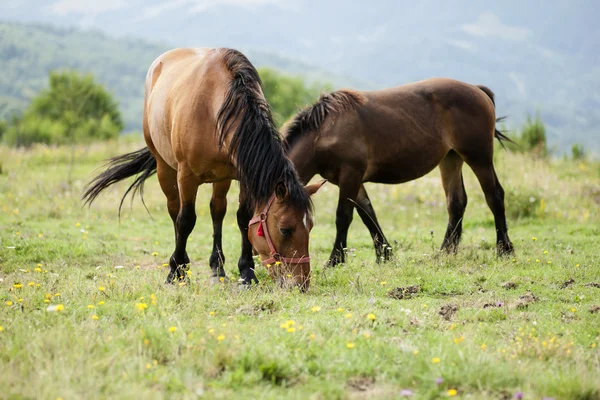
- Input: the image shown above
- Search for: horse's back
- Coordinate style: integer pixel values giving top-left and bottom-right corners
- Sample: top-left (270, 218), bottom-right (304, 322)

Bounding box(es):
top-left (144, 48), bottom-right (229, 171)
top-left (318, 78), bottom-right (497, 183)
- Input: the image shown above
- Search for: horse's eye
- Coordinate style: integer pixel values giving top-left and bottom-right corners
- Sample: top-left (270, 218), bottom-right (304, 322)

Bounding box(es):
top-left (279, 227), bottom-right (293, 237)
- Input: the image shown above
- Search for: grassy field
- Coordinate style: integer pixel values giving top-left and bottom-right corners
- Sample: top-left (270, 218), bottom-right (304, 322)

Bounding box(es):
top-left (1, 138), bottom-right (599, 399)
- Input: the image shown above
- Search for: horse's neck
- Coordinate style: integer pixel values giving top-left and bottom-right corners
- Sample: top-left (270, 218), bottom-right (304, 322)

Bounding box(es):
top-left (287, 132), bottom-right (317, 184)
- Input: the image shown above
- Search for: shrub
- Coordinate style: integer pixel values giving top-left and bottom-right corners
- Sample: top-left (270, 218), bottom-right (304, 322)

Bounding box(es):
top-left (2, 71), bottom-right (122, 147)
top-left (571, 143), bottom-right (586, 160)
top-left (519, 113), bottom-right (547, 157)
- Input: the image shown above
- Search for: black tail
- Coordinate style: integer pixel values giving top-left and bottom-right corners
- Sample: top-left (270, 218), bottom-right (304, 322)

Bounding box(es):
top-left (82, 147), bottom-right (157, 217)
top-left (476, 85), bottom-right (518, 150)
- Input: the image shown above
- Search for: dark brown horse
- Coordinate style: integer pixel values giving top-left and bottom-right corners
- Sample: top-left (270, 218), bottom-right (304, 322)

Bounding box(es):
top-left (83, 48), bottom-right (324, 289)
top-left (282, 78), bottom-right (515, 266)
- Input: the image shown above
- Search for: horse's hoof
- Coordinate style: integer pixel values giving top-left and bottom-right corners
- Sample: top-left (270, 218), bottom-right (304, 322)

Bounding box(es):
top-left (497, 242), bottom-right (515, 257)
top-left (210, 276), bottom-right (229, 285)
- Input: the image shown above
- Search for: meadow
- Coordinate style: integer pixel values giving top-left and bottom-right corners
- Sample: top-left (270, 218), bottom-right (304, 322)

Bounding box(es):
top-left (1, 138), bottom-right (599, 399)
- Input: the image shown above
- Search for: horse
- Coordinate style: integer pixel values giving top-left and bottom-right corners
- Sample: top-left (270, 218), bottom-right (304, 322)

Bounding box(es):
top-left (281, 78), bottom-right (515, 266)
top-left (83, 48), bottom-right (325, 290)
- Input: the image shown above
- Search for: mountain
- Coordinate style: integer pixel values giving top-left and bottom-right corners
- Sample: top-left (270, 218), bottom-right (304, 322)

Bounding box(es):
top-left (0, 21), bottom-right (361, 132)
top-left (0, 1), bottom-right (599, 154)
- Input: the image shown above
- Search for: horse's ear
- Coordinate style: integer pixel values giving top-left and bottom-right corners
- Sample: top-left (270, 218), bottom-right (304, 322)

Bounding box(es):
top-left (305, 179), bottom-right (327, 196)
top-left (275, 181), bottom-right (288, 201)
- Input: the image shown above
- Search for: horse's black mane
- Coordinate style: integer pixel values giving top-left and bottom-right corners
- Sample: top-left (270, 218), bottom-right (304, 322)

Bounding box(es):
top-left (216, 48), bottom-right (311, 212)
top-left (283, 89), bottom-right (366, 150)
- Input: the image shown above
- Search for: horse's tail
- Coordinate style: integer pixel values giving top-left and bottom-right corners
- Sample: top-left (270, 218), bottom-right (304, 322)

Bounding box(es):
top-left (476, 85), bottom-right (517, 149)
top-left (82, 147), bottom-right (157, 217)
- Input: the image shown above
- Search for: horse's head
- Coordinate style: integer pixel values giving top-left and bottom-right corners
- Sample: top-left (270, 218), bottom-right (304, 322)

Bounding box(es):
top-left (248, 179), bottom-right (326, 291)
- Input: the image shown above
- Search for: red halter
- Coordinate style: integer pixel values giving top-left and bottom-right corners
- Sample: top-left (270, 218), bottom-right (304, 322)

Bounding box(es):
top-left (248, 193), bottom-right (310, 266)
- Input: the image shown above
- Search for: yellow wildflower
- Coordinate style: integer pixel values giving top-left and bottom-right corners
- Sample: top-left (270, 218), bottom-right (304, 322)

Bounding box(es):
top-left (27, 282), bottom-right (35, 287)
top-left (98, 301), bottom-right (105, 305)
top-left (311, 306), bottom-right (321, 312)
top-left (6, 301), bottom-right (13, 306)
top-left (217, 334), bottom-right (225, 342)
top-left (136, 303), bottom-right (148, 312)
top-left (152, 252), bottom-right (159, 257)
top-left (448, 389), bottom-right (458, 397)
top-left (380, 281), bottom-right (387, 285)
top-left (532, 237), bottom-right (537, 241)
top-left (345, 313), bottom-right (353, 319)
top-left (337, 307), bottom-right (344, 312)
top-left (0, 326), bottom-right (3, 332)
top-left (14, 283), bottom-right (22, 289)
top-left (98, 286), bottom-right (106, 292)
top-left (168, 326), bottom-right (177, 333)
top-left (287, 327), bottom-right (296, 333)
top-left (346, 342), bottom-right (355, 349)
top-left (150, 294), bottom-right (157, 305)
top-left (209, 311), bottom-right (216, 316)
top-left (367, 313), bottom-right (376, 321)
top-left (34, 268), bottom-right (42, 273)
top-left (481, 344), bottom-right (487, 350)
top-left (92, 315), bottom-right (99, 320)
top-left (432, 357), bottom-right (441, 364)
top-left (309, 333), bottom-right (316, 340)
top-left (413, 350), bottom-right (419, 355)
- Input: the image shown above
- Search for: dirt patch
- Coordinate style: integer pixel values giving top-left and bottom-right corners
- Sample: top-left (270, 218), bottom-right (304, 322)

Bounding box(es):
top-left (584, 282), bottom-right (600, 289)
top-left (590, 306), bottom-right (600, 314)
top-left (439, 304), bottom-right (459, 321)
top-left (560, 278), bottom-right (575, 289)
top-left (516, 292), bottom-right (538, 310)
top-left (388, 285), bottom-right (420, 300)
top-left (501, 281), bottom-right (518, 290)
top-left (346, 376), bottom-right (375, 392)
top-left (483, 302), bottom-right (503, 309)
top-left (235, 300), bottom-right (276, 315)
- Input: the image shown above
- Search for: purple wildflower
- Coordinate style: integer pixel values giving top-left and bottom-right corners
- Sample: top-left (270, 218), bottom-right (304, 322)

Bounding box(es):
top-left (435, 377), bottom-right (444, 385)
top-left (399, 389), bottom-right (414, 397)
top-left (514, 392), bottom-right (523, 399)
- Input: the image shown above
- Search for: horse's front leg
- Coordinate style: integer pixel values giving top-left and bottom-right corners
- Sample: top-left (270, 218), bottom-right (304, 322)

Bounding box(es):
top-left (236, 201), bottom-right (259, 285)
top-left (328, 170), bottom-right (362, 267)
top-left (355, 185), bottom-right (392, 263)
top-left (209, 180), bottom-right (232, 284)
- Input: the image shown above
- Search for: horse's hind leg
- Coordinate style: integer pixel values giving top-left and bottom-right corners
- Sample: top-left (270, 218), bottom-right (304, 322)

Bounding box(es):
top-left (355, 185), bottom-right (392, 263)
top-left (465, 159), bottom-right (514, 256)
top-left (439, 150), bottom-right (468, 253)
top-left (209, 180), bottom-right (231, 283)
top-left (155, 158), bottom-right (191, 270)
top-left (167, 167), bottom-right (200, 283)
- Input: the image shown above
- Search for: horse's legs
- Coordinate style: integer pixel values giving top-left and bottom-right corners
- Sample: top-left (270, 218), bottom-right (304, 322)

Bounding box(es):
top-left (355, 185), bottom-right (392, 263)
top-left (328, 170), bottom-right (362, 266)
top-left (167, 168), bottom-right (199, 283)
top-left (465, 159), bottom-right (514, 256)
top-left (236, 201), bottom-right (258, 285)
top-left (209, 180), bottom-right (231, 282)
top-left (439, 150), bottom-right (468, 253)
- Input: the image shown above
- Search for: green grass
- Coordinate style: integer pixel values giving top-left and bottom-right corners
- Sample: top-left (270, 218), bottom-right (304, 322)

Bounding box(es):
top-left (1, 138), bottom-right (599, 399)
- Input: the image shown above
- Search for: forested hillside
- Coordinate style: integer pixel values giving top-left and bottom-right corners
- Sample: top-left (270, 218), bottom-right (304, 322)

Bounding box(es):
top-left (0, 21), bottom-right (342, 132)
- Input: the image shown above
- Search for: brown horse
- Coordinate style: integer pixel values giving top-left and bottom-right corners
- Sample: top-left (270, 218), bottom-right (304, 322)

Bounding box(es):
top-left (83, 48), bottom-right (324, 289)
top-left (282, 78), bottom-right (515, 266)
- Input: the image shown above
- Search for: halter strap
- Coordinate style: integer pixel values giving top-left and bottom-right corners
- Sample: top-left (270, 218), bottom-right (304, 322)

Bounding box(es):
top-left (248, 193), bottom-right (310, 265)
